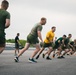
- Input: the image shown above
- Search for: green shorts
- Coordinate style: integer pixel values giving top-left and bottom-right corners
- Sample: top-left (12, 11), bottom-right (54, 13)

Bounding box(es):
top-left (53, 43), bottom-right (61, 49)
top-left (0, 33), bottom-right (5, 47)
top-left (62, 44), bottom-right (70, 50)
top-left (43, 42), bottom-right (53, 48)
top-left (69, 45), bottom-right (76, 51)
top-left (15, 43), bottom-right (19, 49)
top-left (27, 34), bottom-right (39, 44)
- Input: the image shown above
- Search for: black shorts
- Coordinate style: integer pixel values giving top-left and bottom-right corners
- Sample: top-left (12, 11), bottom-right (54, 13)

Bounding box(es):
top-left (15, 43), bottom-right (19, 49)
top-left (43, 42), bottom-right (53, 48)
top-left (0, 34), bottom-right (5, 47)
top-left (53, 44), bottom-right (61, 49)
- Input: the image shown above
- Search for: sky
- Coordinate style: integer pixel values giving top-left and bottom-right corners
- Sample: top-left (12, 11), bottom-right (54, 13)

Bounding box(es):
top-left (0, 0), bottom-right (76, 40)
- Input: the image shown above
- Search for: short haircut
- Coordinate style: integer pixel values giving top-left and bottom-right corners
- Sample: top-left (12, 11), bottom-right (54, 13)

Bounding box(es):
top-left (68, 34), bottom-right (72, 36)
top-left (1, 0), bottom-right (9, 7)
top-left (51, 26), bottom-right (56, 29)
top-left (63, 35), bottom-right (66, 37)
top-left (41, 17), bottom-right (46, 21)
top-left (17, 33), bottom-right (19, 36)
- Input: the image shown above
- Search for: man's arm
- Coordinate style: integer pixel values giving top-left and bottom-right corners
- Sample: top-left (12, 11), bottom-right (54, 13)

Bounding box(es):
top-left (5, 19), bottom-right (10, 28)
top-left (68, 43), bottom-right (73, 48)
top-left (37, 31), bottom-right (43, 42)
top-left (17, 40), bottom-right (21, 45)
top-left (46, 37), bottom-right (51, 42)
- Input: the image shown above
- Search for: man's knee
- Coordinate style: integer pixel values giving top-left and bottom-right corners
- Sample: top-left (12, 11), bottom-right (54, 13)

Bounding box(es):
top-left (0, 47), bottom-right (5, 54)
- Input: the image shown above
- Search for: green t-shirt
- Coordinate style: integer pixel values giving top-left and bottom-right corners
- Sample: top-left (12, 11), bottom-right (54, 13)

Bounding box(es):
top-left (29, 23), bottom-right (43, 38)
top-left (0, 9), bottom-right (10, 34)
top-left (55, 37), bottom-right (63, 44)
top-left (64, 38), bottom-right (70, 45)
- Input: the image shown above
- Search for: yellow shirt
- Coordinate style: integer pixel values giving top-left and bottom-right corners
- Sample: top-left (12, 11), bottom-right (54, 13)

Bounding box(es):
top-left (44, 30), bottom-right (55, 43)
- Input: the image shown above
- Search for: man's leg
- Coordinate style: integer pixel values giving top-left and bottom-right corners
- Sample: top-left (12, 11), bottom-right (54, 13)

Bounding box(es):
top-left (31, 43), bottom-right (40, 58)
top-left (17, 44), bottom-right (19, 53)
top-left (36, 47), bottom-right (45, 59)
top-left (18, 48), bottom-right (19, 53)
top-left (62, 49), bottom-right (69, 56)
top-left (0, 42), bottom-right (5, 54)
top-left (29, 43), bottom-right (40, 63)
top-left (0, 47), bottom-right (5, 54)
top-left (56, 47), bottom-right (63, 57)
top-left (14, 43), bottom-right (30, 62)
top-left (73, 51), bottom-right (76, 56)
top-left (15, 49), bottom-right (17, 56)
top-left (18, 43), bottom-right (30, 57)
top-left (52, 50), bottom-right (55, 58)
top-left (47, 47), bottom-right (53, 56)
top-left (45, 47), bottom-right (53, 60)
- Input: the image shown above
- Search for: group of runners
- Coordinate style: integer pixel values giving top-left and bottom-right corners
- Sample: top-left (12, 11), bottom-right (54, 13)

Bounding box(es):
top-left (0, 0), bottom-right (76, 63)
top-left (14, 17), bottom-right (76, 63)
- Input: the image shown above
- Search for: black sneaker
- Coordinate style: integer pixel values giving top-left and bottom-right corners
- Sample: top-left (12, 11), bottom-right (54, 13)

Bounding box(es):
top-left (57, 56), bottom-right (62, 59)
top-left (14, 57), bottom-right (19, 62)
top-left (36, 55), bottom-right (40, 59)
top-left (28, 58), bottom-right (37, 63)
top-left (46, 56), bottom-right (52, 60)
top-left (67, 54), bottom-right (70, 55)
top-left (60, 56), bottom-right (65, 58)
top-left (42, 54), bottom-right (45, 58)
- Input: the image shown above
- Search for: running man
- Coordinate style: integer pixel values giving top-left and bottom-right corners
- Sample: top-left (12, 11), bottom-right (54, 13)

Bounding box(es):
top-left (14, 17), bottom-right (46, 63)
top-left (72, 39), bottom-right (76, 55)
top-left (36, 26), bottom-right (56, 60)
top-left (0, 0), bottom-right (10, 54)
top-left (15, 33), bottom-right (20, 56)
top-left (61, 34), bottom-right (72, 56)
top-left (53, 35), bottom-right (66, 58)
top-left (67, 39), bottom-right (76, 55)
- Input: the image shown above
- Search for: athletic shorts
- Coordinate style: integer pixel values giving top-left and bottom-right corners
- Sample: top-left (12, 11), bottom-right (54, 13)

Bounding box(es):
top-left (62, 44), bottom-right (70, 50)
top-left (43, 42), bottom-right (53, 48)
top-left (27, 34), bottom-right (39, 44)
top-left (15, 43), bottom-right (19, 49)
top-left (0, 33), bottom-right (5, 47)
top-left (53, 44), bottom-right (61, 49)
top-left (69, 45), bottom-right (74, 49)
top-left (69, 46), bottom-right (76, 51)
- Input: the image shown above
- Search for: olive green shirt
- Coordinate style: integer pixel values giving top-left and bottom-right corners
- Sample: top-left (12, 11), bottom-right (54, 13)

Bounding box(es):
top-left (0, 9), bottom-right (10, 35)
top-left (64, 38), bottom-right (70, 45)
top-left (29, 23), bottom-right (43, 38)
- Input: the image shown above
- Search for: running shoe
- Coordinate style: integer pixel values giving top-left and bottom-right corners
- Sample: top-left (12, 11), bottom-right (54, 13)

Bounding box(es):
top-left (46, 56), bottom-right (52, 60)
top-left (28, 58), bottom-right (37, 63)
top-left (42, 54), bottom-right (45, 58)
top-left (14, 57), bottom-right (19, 62)
top-left (60, 56), bottom-right (65, 58)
